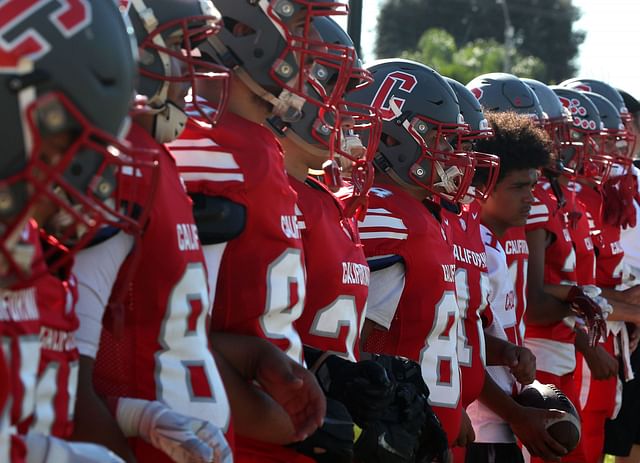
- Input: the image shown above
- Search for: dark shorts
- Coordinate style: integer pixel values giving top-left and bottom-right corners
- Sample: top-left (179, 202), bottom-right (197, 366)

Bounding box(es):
top-left (604, 347), bottom-right (640, 457)
top-left (466, 442), bottom-right (524, 463)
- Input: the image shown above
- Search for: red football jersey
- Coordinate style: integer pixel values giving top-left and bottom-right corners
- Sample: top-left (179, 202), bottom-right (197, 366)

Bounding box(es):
top-left (575, 183), bottom-right (624, 288)
top-left (1, 221), bottom-right (42, 429)
top-left (565, 182), bottom-right (596, 286)
top-left (169, 114), bottom-right (309, 463)
top-left (169, 114), bottom-right (305, 363)
top-left (498, 226), bottom-right (528, 345)
top-left (93, 123), bottom-right (231, 463)
top-left (442, 202), bottom-right (488, 408)
top-left (358, 184), bottom-right (462, 445)
top-left (290, 177), bottom-right (368, 361)
top-left (0, 221), bottom-right (51, 462)
top-left (17, 270), bottom-right (79, 439)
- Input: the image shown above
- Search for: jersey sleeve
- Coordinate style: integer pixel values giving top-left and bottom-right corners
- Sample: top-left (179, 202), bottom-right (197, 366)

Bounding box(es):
top-left (357, 206), bottom-right (409, 257)
top-left (166, 131), bottom-right (246, 198)
top-left (365, 261), bottom-right (405, 330)
top-left (525, 192), bottom-right (551, 231)
top-left (73, 232), bottom-right (133, 358)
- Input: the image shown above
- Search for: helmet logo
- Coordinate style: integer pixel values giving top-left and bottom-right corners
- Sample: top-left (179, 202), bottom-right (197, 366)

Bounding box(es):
top-left (573, 83), bottom-right (592, 92)
top-left (371, 71), bottom-right (417, 121)
top-left (470, 87), bottom-right (483, 100)
top-left (558, 96), bottom-right (596, 130)
top-left (118, 0), bottom-right (132, 13)
top-left (0, 0), bottom-right (92, 66)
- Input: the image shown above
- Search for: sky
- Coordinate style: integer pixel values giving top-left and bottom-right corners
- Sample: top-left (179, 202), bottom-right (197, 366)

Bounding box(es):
top-left (336, 0), bottom-right (640, 98)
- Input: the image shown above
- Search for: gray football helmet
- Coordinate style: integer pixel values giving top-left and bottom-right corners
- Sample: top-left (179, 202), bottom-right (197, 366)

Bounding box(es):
top-left (466, 72), bottom-right (545, 121)
top-left (206, 0), bottom-right (353, 123)
top-left (270, 16), bottom-right (379, 217)
top-left (445, 77), bottom-right (499, 201)
top-left (348, 59), bottom-right (475, 203)
top-left (0, 0), bottom-right (148, 282)
top-left (551, 86), bottom-right (612, 183)
top-left (523, 78), bottom-right (574, 174)
top-left (561, 78), bottom-right (631, 125)
top-left (582, 91), bottom-right (634, 171)
top-left (127, 0), bottom-right (230, 142)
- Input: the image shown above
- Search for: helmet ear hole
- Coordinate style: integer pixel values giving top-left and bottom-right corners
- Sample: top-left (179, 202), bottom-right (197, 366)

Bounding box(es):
top-left (381, 133), bottom-right (400, 147)
top-left (231, 21), bottom-right (255, 37)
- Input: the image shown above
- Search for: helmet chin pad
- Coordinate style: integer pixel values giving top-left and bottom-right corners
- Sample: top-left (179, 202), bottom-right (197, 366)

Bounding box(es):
top-left (152, 100), bottom-right (188, 143)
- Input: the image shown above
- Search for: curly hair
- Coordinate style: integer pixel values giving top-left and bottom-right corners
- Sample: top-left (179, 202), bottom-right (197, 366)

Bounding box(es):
top-left (474, 111), bottom-right (552, 185)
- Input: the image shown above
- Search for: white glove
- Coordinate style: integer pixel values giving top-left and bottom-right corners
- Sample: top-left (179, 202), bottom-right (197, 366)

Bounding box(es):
top-left (25, 433), bottom-right (124, 463)
top-left (581, 285), bottom-right (613, 318)
top-left (116, 398), bottom-right (232, 463)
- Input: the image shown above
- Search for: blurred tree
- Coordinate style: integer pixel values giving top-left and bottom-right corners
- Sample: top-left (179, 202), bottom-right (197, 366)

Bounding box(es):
top-left (401, 28), bottom-right (545, 83)
top-left (376, 0), bottom-right (584, 83)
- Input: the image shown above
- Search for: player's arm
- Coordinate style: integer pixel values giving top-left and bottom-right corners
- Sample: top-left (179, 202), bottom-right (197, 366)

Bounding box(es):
top-left (71, 232), bottom-right (137, 462)
top-left (599, 287), bottom-right (640, 323)
top-left (210, 332), bottom-right (325, 442)
top-left (484, 333), bottom-right (536, 385)
top-left (209, 340), bottom-right (301, 445)
top-left (359, 257), bottom-right (404, 349)
top-left (573, 329), bottom-right (618, 380)
top-left (478, 374), bottom-right (567, 461)
top-left (525, 229), bottom-right (574, 325)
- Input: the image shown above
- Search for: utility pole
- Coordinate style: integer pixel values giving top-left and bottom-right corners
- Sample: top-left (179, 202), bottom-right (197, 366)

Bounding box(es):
top-left (496, 0), bottom-right (515, 73)
top-left (348, 0), bottom-right (363, 58)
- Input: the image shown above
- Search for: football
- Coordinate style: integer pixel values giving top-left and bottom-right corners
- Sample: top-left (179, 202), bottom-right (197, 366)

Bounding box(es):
top-left (515, 381), bottom-right (581, 452)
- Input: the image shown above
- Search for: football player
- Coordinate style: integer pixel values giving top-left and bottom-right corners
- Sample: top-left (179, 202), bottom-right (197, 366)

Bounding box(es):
top-left (0, 1), bottom-right (148, 462)
top-left (443, 78), bottom-right (553, 463)
top-left (463, 108), bottom-right (568, 462)
top-left (348, 59), bottom-right (477, 452)
top-left (167, 1), bottom-right (357, 462)
top-left (465, 74), bottom-right (579, 462)
top-left (71, 2), bottom-right (236, 462)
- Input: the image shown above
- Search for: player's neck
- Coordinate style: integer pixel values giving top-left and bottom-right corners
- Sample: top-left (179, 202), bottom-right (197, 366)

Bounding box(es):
top-left (226, 76), bottom-right (271, 125)
top-left (281, 137), bottom-right (319, 182)
top-left (480, 211), bottom-right (508, 237)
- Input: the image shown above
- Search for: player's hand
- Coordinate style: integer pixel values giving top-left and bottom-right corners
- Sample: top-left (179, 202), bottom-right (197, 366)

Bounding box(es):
top-left (509, 406), bottom-right (567, 462)
top-left (453, 409), bottom-right (475, 448)
top-left (566, 286), bottom-right (607, 347)
top-left (255, 347), bottom-right (326, 440)
top-left (580, 285), bottom-right (613, 318)
top-left (503, 344), bottom-right (536, 385)
top-left (116, 398), bottom-right (231, 463)
top-left (582, 344), bottom-right (619, 380)
top-left (25, 433), bottom-right (125, 463)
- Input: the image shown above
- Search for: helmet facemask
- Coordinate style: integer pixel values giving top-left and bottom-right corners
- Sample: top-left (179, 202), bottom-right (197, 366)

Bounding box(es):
top-left (393, 103), bottom-right (475, 204)
top-left (452, 119), bottom-right (500, 203)
top-left (136, 11), bottom-right (230, 137)
top-left (0, 92), bottom-right (158, 285)
top-left (562, 128), bottom-right (613, 184)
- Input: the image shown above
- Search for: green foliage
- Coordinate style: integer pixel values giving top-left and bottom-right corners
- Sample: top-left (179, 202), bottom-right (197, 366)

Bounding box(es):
top-left (401, 28), bottom-right (546, 84)
top-left (376, 0), bottom-right (584, 83)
